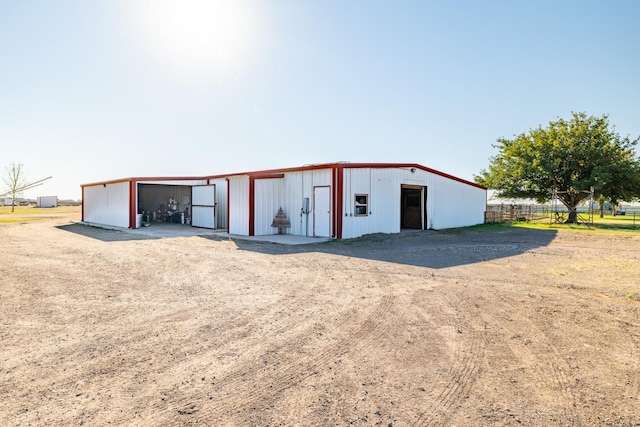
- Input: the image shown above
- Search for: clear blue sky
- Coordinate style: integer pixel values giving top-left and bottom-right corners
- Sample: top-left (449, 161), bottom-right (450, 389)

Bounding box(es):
top-left (1, 0), bottom-right (639, 200)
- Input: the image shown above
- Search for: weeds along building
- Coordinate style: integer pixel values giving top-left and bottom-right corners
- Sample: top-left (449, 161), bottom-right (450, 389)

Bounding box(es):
top-left (81, 162), bottom-right (487, 239)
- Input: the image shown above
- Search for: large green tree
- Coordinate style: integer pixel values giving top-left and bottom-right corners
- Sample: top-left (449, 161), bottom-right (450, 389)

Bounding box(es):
top-left (475, 112), bottom-right (640, 223)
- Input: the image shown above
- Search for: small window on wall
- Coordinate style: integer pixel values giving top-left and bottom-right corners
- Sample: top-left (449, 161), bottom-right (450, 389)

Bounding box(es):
top-left (354, 194), bottom-right (368, 216)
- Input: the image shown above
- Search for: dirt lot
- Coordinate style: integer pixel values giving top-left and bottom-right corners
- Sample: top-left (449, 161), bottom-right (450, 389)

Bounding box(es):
top-left (2, 211), bottom-right (640, 426)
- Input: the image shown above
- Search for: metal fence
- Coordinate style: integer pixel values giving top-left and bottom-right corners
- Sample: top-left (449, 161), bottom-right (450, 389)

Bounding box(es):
top-left (486, 203), bottom-right (640, 228)
top-left (485, 204), bottom-right (550, 223)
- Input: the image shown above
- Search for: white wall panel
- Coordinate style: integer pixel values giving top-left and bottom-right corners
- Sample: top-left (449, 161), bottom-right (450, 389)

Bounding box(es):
top-left (83, 181), bottom-right (130, 228)
top-left (428, 175), bottom-right (486, 229)
top-left (341, 168), bottom-right (401, 239)
top-left (249, 169), bottom-right (334, 237)
top-left (228, 176), bottom-right (250, 235)
top-left (191, 185), bottom-right (216, 229)
top-left (282, 172), bottom-right (306, 237)
top-left (254, 178), bottom-right (285, 235)
top-left (192, 206), bottom-right (215, 228)
top-left (311, 169), bottom-right (332, 186)
top-left (192, 185), bottom-right (215, 206)
top-left (209, 178), bottom-right (227, 229)
top-left (282, 170), bottom-right (332, 237)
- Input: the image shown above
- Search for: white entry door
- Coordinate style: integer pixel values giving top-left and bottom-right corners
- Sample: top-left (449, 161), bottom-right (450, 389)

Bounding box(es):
top-left (313, 186), bottom-right (331, 237)
top-left (191, 185), bottom-right (216, 229)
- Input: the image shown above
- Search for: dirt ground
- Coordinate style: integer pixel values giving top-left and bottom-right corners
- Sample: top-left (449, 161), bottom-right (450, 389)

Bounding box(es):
top-left (2, 211), bottom-right (640, 426)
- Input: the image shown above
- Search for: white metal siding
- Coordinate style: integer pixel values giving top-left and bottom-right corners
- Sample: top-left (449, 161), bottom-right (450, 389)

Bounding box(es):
top-left (341, 168), bottom-right (401, 239)
top-left (83, 182), bottom-right (130, 228)
top-left (280, 169), bottom-right (332, 237)
top-left (192, 206), bottom-right (215, 228)
top-left (191, 185), bottom-right (216, 229)
top-left (254, 178), bottom-right (285, 236)
top-left (209, 178), bottom-right (227, 229)
top-left (223, 170), bottom-right (330, 237)
top-left (192, 185), bottom-right (215, 205)
top-left (36, 196), bottom-right (57, 208)
top-left (428, 174), bottom-right (485, 229)
top-left (228, 176), bottom-right (250, 235)
top-left (281, 172), bottom-right (305, 237)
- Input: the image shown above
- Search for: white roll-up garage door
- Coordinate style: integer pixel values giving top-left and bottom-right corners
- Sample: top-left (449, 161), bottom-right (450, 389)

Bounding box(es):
top-left (191, 185), bottom-right (216, 229)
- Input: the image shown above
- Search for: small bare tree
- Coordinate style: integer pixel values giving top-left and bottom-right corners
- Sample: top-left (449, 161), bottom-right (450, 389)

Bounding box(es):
top-left (2, 163), bottom-right (27, 212)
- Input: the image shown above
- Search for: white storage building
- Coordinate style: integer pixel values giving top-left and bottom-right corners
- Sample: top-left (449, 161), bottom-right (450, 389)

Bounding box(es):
top-left (81, 176), bottom-right (227, 230)
top-left (81, 163), bottom-right (487, 239)
top-left (37, 196), bottom-right (58, 208)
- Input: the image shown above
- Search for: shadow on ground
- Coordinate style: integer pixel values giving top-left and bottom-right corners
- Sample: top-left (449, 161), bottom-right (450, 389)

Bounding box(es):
top-left (57, 222), bottom-right (558, 269)
top-left (57, 223), bottom-right (160, 242)
top-left (210, 227), bottom-right (558, 269)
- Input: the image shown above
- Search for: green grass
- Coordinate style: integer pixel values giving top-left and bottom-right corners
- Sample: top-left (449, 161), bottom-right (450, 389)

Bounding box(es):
top-left (0, 216), bottom-right (44, 223)
top-left (500, 213), bottom-right (640, 235)
top-left (0, 206), bottom-right (79, 215)
top-left (0, 205), bottom-right (81, 223)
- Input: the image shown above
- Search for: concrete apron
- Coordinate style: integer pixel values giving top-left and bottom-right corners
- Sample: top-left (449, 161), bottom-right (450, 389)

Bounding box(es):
top-left (97, 222), bottom-right (331, 245)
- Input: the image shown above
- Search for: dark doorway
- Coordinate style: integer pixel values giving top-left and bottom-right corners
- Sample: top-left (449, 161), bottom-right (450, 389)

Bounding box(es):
top-left (401, 186), bottom-right (426, 229)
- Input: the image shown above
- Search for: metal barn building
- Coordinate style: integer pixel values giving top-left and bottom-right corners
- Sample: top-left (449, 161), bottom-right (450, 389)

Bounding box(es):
top-left (81, 163), bottom-right (486, 239)
top-left (81, 176), bottom-right (228, 230)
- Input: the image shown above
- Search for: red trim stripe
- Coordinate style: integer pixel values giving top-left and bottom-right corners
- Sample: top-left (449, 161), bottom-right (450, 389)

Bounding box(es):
top-left (216, 162), bottom-right (485, 190)
top-left (250, 173), bottom-right (285, 180)
top-left (248, 177), bottom-right (255, 236)
top-left (81, 176), bottom-right (209, 188)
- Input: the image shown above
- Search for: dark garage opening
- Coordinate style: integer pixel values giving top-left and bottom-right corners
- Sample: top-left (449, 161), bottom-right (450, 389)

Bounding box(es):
top-left (401, 186), bottom-right (426, 230)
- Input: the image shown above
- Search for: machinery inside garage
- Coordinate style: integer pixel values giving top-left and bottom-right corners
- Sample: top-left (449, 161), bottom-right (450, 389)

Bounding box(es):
top-left (137, 184), bottom-right (193, 225)
top-left (137, 182), bottom-right (218, 229)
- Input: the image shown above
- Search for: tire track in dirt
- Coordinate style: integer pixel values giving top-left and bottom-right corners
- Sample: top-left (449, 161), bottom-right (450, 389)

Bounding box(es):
top-left (196, 298), bottom-right (396, 420)
top-left (85, 268), bottom-right (337, 425)
top-left (77, 262), bottom-right (375, 425)
top-left (422, 270), bottom-right (581, 424)
top-left (3, 258), bottom-right (339, 426)
top-left (483, 287), bottom-right (581, 424)
top-left (416, 282), bottom-right (487, 427)
top-left (165, 273), bottom-right (401, 425)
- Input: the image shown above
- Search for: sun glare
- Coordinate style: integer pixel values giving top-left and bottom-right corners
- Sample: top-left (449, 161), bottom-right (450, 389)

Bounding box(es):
top-left (123, 0), bottom-right (259, 80)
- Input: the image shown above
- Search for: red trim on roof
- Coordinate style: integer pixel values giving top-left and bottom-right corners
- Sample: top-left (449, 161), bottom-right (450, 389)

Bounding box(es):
top-left (205, 163), bottom-right (344, 181)
top-left (251, 173), bottom-right (285, 180)
top-left (216, 163), bottom-right (486, 190)
top-left (81, 176), bottom-right (209, 188)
